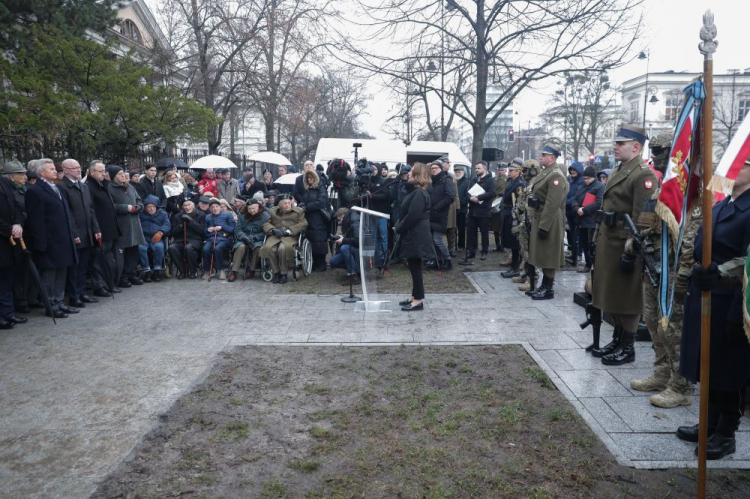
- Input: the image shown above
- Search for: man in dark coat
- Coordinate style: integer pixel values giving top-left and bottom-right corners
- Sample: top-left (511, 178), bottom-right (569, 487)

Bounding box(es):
top-left (455, 166), bottom-right (469, 250)
top-left (428, 161), bottom-right (457, 269)
top-left (58, 159), bottom-right (101, 308)
top-left (369, 166), bottom-right (396, 268)
top-left (25, 158), bottom-right (79, 318)
top-left (135, 164), bottom-right (166, 205)
top-left (0, 161), bottom-right (28, 328)
top-left (565, 161), bottom-right (585, 267)
top-left (169, 199), bottom-right (206, 279)
top-left (86, 160), bottom-right (120, 296)
top-left (571, 166), bottom-right (603, 272)
top-left (466, 161), bottom-right (497, 260)
top-left (499, 162), bottom-right (526, 278)
top-left (677, 157), bottom-right (750, 460)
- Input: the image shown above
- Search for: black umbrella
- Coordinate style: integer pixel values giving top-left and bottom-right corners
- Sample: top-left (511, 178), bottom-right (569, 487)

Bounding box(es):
top-left (155, 157), bottom-right (190, 170)
top-left (10, 237), bottom-right (56, 324)
top-left (92, 239), bottom-right (116, 299)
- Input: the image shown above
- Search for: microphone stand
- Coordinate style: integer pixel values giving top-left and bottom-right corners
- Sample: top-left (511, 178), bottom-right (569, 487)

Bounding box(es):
top-left (459, 208), bottom-right (474, 266)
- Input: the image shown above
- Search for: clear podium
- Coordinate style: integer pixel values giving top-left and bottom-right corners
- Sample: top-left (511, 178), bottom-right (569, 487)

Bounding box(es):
top-left (352, 206), bottom-right (391, 313)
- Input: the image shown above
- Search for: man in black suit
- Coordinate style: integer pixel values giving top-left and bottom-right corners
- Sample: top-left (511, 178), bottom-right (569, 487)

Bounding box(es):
top-left (86, 160), bottom-right (120, 296)
top-left (466, 161), bottom-right (497, 260)
top-left (135, 164), bottom-right (166, 205)
top-left (58, 158), bottom-right (101, 308)
top-left (24, 158), bottom-right (79, 318)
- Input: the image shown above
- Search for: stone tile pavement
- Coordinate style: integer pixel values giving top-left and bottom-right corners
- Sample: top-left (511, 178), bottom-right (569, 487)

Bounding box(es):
top-left (1, 269), bottom-right (748, 497)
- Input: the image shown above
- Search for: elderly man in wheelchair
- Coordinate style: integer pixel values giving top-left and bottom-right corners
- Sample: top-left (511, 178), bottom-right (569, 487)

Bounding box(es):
top-left (259, 193), bottom-right (308, 284)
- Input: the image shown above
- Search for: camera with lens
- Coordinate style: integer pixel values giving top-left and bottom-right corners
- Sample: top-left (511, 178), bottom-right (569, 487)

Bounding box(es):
top-left (329, 233), bottom-right (341, 242)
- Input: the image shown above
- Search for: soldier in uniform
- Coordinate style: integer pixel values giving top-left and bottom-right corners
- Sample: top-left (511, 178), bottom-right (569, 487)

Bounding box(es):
top-left (630, 133), bottom-right (696, 407)
top-left (526, 145), bottom-right (568, 300)
top-left (592, 124), bottom-right (657, 365)
top-left (490, 163), bottom-right (507, 253)
top-left (513, 160), bottom-right (540, 292)
top-left (500, 160), bottom-right (526, 278)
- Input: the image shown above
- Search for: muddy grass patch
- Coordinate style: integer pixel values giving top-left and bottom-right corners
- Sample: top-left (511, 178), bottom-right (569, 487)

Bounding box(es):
top-left (95, 346), bottom-right (749, 498)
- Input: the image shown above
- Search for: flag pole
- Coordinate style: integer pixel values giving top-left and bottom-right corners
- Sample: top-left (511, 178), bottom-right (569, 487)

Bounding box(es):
top-left (697, 10), bottom-right (717, 499)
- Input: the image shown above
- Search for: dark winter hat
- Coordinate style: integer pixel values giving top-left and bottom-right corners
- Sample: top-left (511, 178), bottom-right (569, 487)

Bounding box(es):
top-left (266, 189), bottom-right (278, 198)
top-left (583, 166), bottom-right (597, 178)
top-left (234, 195), bottom-right (248, 206)
top-left (3, 160), bottom-right (26, 175)
top-left (287, 166), bottom-right (298, 173)
top-left (208, 198), bottom-right (221, 206)
top-left (316, 164), bottom-right (325, 172)
top-left (26, 169), bottom-right (37, 180)
top-left (198, 195), bottom-right (212, 204)
top-left (107, 165), bottom-right (124, 179)
top-left (128, 170), bottom-right (140, 180)
top-left (143, 195), bottom-right (160, 207)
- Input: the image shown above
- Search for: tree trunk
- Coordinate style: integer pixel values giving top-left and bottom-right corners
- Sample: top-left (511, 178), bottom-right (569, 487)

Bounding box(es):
top-left (470, 0), bottom-right (488, 166)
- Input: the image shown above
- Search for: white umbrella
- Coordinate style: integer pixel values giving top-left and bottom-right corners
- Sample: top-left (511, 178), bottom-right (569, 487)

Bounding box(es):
top-left (249, 151), bottom-right (292, 166)
top-left (191, 155), bottom-right (238, 170)
top-left (273, 173), bottom-right (301, 185)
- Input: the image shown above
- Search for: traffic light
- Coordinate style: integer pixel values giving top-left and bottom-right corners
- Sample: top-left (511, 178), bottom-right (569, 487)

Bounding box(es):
top-left (508, 129), bottom-right (514, 142)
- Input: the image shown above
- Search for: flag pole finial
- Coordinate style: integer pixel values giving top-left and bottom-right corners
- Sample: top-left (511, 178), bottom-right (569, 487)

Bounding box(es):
top-left (699, 10), bottom-right (718, 60)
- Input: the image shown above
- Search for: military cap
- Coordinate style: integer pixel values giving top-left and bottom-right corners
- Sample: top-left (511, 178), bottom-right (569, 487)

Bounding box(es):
top-left (523, 159), bottom-right (541, 169)
top-left (3, 160), bottom-right (26, 174)
top-left (614, 124), bottom-right (648, 144)
top-left (649, 132), bottom-right (673, 149)
top-left (497, 163), bottom-right (508, 170)
top-left (208, 198), bottom-right (221, 206)
top-left (507, 163), bottom-right (520, 171)
top-left (541, 144), bottom-right (561, 157)
top-left (510, 157), bottom-right (524, 167)
top-left (278, 193), bottom-right (294, 201)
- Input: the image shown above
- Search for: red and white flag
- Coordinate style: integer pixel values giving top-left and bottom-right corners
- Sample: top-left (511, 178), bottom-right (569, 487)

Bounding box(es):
top-left (711, 111), bottom-right (750, 196)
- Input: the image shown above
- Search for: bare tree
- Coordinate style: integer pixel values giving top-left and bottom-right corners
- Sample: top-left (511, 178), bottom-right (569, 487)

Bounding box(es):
top-left (714, 71), bottom-right (747, 155)
top-left (543, 70), bottom-right (619, 160)
top-left (334, 0), bottom-right (644, 163)
top-left (155, 0), bottom-right (267, 153)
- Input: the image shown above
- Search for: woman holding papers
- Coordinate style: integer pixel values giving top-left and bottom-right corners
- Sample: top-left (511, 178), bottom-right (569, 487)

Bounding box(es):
top-left (395, 164), bottom-right (434, 311)
top-left (571, 166), bottom-right (604, 272)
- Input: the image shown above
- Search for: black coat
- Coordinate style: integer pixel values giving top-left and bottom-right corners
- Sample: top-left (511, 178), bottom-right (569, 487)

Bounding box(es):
top-left (680, 190), bottom-right (750, 390)
top-left (58, 176), bottom-right (100, 248)
top-left (395, 186), bottom-right (434, 261)
top-left (390, 179), bottom-right (409, 223)
top-left (135, 177), bottom-right (166, 204)
top-left (339, 209), bottom-right (360, 248)
top-left (86, 177), bottom-right (121, 242)
top-left (428, 171), bottom-right (457, 232)
top-left (0, 177), bottom-right (23, 266)
top-left (24, 181), bottom-right (78, 269)
top-left (370, 176), bottom-right (396, 215)
top-left (170, 210), bottom-right (206, 247)
top-left (299, 182), bottom-right (330, 255)
top-left (571, 179), bottom-right (604, 229)
top-left (467, 173), bottom-right (497, 218)
top-left (242, 180), bottom-right (267, 199)
top-left (456, 176), bottom-right (469, 213)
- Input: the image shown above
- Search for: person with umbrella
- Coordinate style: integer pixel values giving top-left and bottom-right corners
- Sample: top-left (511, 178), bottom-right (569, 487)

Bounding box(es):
top-left (217, 168), bottom-right (240, 204)
top-left (272, 165), bottom-right (294, 195)
top-left (0, 161), bottom-right (28, 328)
top-left (25, 158), bottom-right (79, 318)
top-left (86, 160), bottom-right (121, 296)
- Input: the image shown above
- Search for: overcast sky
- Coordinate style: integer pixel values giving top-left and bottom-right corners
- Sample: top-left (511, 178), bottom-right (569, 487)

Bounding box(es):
top-left (143, 0), bottom-right (745, 140)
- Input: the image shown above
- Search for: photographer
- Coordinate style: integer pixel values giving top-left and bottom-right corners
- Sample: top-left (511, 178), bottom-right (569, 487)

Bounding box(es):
top-left (368, 163), bottom-right (395, 268)
top-left (327, 159), bottom-right (354, 208)
top-left (329, 207), bottom-right (360, 285)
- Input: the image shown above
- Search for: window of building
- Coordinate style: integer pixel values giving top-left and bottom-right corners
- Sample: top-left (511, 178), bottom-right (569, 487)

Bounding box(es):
top-left (664, 93), bottom-right (682, 122)
top-left (120, 20), bottom-right (142, 44)
top-left (739, 98), bottom-right (750, 121)
top-left (629, 101), bottom-right (639, 123)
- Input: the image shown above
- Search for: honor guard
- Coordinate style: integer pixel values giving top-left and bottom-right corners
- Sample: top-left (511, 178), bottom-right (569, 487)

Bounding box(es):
top-left (526, 145), bottom-right (568, 300)
top-left (592, 124), bottom-right (657, 365)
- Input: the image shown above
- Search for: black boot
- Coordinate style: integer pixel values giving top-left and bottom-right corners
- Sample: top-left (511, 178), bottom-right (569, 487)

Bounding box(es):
top-left (494, 233), bottom-right (502, 251)
top-left (501, 267), bottom-right (520, 278)
top-left (592, 326), bottom-right (622, 358)
top-left (677, 404), bottom-right (720, 442)
top-left (442, 258), bottom-right (452, 271)
top-left (153, 270), bottom-right (162, 282)
top-left (143, 271), bottom-right (152, 283)
top-left (524, 264), bottom-right (536, 296)
top-left (531, 276), bottom-right (554, 300)
top-left (601, 330), bottom-right (635, 365)
top-left (272, 273), bottom-right (281, 283)
top-left (278, 273), bottom-right (288, 284)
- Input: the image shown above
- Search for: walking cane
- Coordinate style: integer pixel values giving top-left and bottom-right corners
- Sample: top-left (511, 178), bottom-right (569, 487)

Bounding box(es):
top-left (183, 221), bottom-right (188, 278)
top-left (208, 229), bottom-right (218, 281)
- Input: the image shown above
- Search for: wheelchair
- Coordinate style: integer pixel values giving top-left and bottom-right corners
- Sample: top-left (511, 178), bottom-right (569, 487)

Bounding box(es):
top-left (260, 231), bottom-right (313, 282)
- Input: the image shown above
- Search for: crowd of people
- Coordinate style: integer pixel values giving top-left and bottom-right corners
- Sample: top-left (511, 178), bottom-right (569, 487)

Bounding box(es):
top-left (1, 127), bottom-right (749, 458)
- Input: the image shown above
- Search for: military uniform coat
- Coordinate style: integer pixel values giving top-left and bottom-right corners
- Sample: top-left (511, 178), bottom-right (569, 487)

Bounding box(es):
top-left (592, 156), bottom-right (657, 315)
top-left (260, 206), bottom-right (308, 258)
top-left (527, 164), bottom-right (568, 269)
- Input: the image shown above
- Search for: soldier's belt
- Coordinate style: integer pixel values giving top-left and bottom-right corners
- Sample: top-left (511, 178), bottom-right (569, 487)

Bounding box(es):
top-left (596, 210), bottom-right (626, 227)
top-left (527, 198), bottom-right (544, 208)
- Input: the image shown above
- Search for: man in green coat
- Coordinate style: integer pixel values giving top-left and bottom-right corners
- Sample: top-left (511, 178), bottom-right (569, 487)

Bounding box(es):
top-left (527, 145), bottom-right (568, 300)
top-left (592, 124), bottom-right (658, 366)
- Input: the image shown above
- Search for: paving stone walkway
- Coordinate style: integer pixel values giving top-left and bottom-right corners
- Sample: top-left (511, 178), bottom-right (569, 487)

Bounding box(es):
top-left (1, 270), bottom-right (748, 497)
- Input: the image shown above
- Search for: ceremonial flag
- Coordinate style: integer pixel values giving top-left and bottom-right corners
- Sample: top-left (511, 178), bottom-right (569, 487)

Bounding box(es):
top-left (656, 79), bottom-right (705, 322)
top-left (655, 79), bottom-right (705, 242)
top-left (710, 109), bottom-right (750, 196)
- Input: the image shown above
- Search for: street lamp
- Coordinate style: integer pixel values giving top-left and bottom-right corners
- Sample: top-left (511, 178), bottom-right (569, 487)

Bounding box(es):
top-left (556, 81), bottom-right (569, 167)
top-left (638, 50), bottom-right (651, 128)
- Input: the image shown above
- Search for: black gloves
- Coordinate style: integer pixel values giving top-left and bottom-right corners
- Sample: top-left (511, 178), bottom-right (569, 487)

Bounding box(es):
top-left (273, 228), bottom-right (285, 238)
top-left (180, 214), bottom-right (192, 222)
top-left (620, 253), bottom-right (636, 273)
top-left (691, 262), bottom-right (720, 291)
top-left (538, 228), bottom-right (549, 240)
